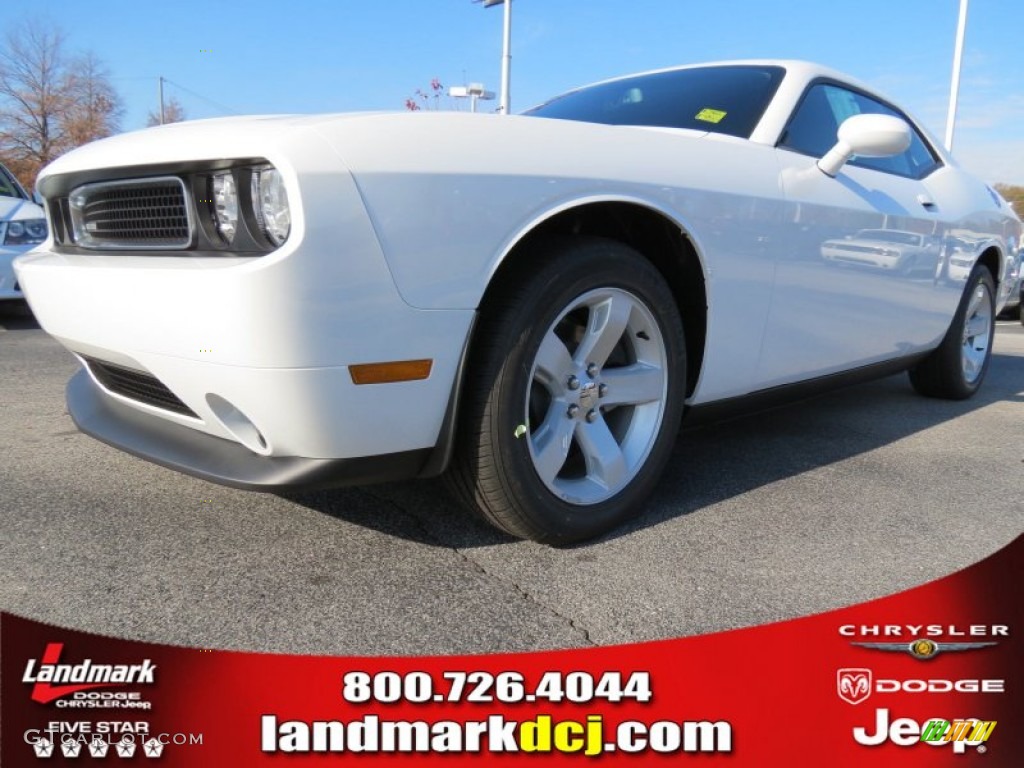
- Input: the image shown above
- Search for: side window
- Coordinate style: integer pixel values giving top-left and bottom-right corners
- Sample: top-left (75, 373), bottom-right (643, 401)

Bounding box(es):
top-left (778, 86), bottom-right (839, 158)
top-left (780, 84), bottom-right (940, 179)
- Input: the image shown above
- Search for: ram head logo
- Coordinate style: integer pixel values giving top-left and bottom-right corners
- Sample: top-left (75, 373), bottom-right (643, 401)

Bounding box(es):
top-left (837, 668), bottom-right (873, 705)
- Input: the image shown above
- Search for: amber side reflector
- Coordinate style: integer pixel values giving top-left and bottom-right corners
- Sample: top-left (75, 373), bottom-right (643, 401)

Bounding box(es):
top-left (349, 359), bottom-right (433, 385)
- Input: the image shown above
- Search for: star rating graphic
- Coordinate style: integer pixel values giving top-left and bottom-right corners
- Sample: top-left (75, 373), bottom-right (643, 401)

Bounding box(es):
top-left (143, 738), bottom-right (165, 758)
top-left (89, 737), bottom-right (111, 758)
top-left (33, 737), bottom-right (55, 758)
top-left (61, 739), bottom-right (83, 757)
top-left (31, 731), bottom-right (178, 760)
top-left (115, 738), bottom-right (137, 758)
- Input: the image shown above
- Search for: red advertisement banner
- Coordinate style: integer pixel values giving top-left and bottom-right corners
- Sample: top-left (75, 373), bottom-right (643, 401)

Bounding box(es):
top-left (3, 535), bottom-right (1020, 765)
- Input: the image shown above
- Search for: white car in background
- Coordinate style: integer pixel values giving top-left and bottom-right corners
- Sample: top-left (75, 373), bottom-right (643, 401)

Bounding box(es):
top-left (820, 229), bottom-right (940, 274)
top-left (0, 162), bottom-right (47, 301)
top-left (14, 60), bottom-right (1022, 543)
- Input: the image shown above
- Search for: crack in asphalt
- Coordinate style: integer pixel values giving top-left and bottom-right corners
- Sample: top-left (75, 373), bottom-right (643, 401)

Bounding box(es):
top-left (357, 489), bottom-right (596, 648)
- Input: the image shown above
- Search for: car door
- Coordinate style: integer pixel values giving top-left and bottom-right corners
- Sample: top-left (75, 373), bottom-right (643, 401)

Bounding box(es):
top-left (755, 82), bottom-right (957, 388)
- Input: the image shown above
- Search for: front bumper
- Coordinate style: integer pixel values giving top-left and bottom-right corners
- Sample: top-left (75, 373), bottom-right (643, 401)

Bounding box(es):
top-left (15, 238), bottom-right (474, 461)
top-left (67, 369), bottom-right (431, 489)
top-left (15, 143), bottom-right (476, 477)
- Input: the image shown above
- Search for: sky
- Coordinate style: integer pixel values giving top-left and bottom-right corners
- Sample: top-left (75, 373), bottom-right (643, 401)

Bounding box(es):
top-left (4, 0), bottom-right (1023, 184)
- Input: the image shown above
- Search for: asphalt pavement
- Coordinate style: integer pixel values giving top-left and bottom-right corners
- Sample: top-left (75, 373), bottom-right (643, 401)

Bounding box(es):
top-left (2, 302), bottom-right (1022, 655)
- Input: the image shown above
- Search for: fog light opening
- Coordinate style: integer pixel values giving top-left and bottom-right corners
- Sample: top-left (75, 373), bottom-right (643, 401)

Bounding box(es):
top-left (205, 394), bottom-right (270, 455)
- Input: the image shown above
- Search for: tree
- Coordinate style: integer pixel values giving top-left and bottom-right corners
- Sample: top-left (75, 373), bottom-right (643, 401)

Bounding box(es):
top-left (146, 96), bottom-right (186, 127)
top-left (0, 19), bottom-right (121, 192)
top-left (405, 78), bottom-right (447, 111)
top-left (64, 52), bottom-right (122, 147)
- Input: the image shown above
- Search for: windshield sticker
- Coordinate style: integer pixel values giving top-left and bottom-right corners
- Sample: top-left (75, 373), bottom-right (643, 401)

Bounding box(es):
top-left (695, 108), bottom-right (727, 124)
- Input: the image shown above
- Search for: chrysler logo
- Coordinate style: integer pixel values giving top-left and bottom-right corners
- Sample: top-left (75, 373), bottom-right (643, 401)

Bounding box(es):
top-left (850, 639), bottom-right (997, 660)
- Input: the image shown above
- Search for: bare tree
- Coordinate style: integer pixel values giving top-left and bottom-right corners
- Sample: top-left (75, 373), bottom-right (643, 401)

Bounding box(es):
top-left (0, 19), bottom-right (121, 191)
top-left (146, 96), bottom-right (186, 127)
top-left (65, 52), bottom-right (122, 146)
top-left (405, 78), bottom-right (447, 111)
top-left (0, 21), bottom-right (71, 188)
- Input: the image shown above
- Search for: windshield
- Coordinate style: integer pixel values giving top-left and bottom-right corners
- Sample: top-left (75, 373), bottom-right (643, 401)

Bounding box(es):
top-left (0, 164), bottom-right (27, 200)
top-left (524, 65), bottom-right (786, 139)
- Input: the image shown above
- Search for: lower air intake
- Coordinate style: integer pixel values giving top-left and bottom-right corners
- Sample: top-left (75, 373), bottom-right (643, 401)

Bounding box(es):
top-left (84, 357), bottom-right (198, 418)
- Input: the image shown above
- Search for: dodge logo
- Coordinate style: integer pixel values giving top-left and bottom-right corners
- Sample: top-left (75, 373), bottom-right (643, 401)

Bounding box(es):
top-left (838, 668), bottom-right (872, 705)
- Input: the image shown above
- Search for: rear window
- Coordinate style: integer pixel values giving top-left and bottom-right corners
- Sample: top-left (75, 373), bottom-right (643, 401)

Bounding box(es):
top-left (524, 65), bottom-right (785, 138)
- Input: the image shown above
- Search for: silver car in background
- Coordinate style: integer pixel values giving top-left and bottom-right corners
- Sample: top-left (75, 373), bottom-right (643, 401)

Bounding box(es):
top-left (0, 162), bottom-right (47, 302)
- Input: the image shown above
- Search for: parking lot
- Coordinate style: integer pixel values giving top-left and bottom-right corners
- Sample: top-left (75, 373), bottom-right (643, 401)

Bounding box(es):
top-left (2, 303), bottom-right (1021, 655)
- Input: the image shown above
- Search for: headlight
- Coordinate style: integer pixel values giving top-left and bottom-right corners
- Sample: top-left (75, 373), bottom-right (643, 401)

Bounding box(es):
top-left (210, 172), bottom-right (238, 243)
top-left (251, 167), bottom-right (290, 246)
top-left (4, 218), bottom-right (48, 246)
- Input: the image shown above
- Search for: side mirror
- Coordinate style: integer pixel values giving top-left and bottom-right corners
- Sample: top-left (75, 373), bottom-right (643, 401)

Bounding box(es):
top-left (33, 190), bottom-right (44, 205)
top-left (817, 114), bottom-right (912, 177)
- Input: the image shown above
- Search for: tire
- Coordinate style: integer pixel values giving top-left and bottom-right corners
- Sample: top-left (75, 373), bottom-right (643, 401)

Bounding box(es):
top-left (908, 264), bottom-right (995, 400)
top-left (446, 237), bottom-right (686, 544)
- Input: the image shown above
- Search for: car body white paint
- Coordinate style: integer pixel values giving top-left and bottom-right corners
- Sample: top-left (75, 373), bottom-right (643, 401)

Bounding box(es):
top-left (14, 60), bottom-right (1021, 476)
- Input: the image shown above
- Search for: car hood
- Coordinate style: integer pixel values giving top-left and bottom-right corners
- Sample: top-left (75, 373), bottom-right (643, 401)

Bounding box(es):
top-left (36, 111), bottom-right (716, 191)
top-left (35, 113), bottom-right (380, 187)
top-left (0, 195), bottom-right (45, 223)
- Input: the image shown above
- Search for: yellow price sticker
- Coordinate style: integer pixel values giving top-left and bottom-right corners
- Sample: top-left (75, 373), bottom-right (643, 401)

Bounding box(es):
top-left (695, 108), bottom-right (727, 124)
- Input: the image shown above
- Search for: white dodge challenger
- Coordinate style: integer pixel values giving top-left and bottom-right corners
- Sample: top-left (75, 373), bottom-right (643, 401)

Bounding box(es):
top-left (14, 61), bottom-right (1021, 543)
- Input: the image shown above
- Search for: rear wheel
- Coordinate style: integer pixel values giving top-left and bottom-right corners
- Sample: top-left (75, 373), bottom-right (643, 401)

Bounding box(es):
top-left (908, 263), bottom-right (994, 400)
top-left (446, 238), bottom-right (686, 544)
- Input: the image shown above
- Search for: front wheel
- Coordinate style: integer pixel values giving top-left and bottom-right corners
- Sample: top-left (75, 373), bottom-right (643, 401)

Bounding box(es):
top-left (446, 238), bottom-right (686, 544)
top-left (908, 263), bottom-right (995, 399)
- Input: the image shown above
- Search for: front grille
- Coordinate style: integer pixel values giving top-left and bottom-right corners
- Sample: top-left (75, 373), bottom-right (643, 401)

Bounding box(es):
top-left (84, 357), bottom-right (198, 418)
top-left (68, 177), bottom-right (192, 249)
top-left (837, 244), bottom-right (887, 255)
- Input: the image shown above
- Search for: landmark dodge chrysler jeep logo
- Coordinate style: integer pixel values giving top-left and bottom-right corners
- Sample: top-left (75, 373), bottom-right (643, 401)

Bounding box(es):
top-left (22, 643), bottom-right (156, 704)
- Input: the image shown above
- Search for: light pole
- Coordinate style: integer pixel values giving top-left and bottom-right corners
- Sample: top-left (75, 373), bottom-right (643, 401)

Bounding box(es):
top-left (158, 76), bottom-right (166, 125)
top-left (945, 0), bottom-right (969, 151)
top-left (477, 0), bottom-right (512, 114)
